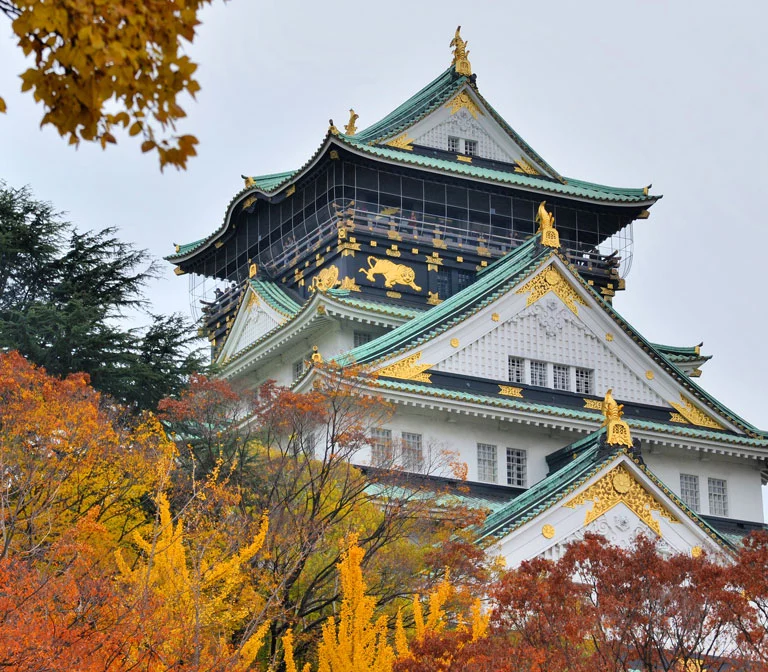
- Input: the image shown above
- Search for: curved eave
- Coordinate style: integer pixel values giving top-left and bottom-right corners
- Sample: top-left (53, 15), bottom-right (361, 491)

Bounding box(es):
top-left (168, 133), bottom-right (659, 268)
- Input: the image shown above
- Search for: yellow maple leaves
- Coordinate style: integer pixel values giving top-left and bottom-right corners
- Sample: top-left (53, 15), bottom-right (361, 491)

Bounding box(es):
top-left (3, 0), bottom-right (212, 169)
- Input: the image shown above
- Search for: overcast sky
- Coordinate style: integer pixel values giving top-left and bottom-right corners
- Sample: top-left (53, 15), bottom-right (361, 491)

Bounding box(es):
top-left (2, 1), bottom-right (767, 506)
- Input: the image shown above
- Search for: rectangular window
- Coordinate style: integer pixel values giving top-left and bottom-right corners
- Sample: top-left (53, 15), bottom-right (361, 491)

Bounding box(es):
top-left (680, 474), bottom-right (700, 512)
top-left (477, 443), bottom-right (498, 483)
top-left (574, 368), bottom-right (593, 395)
top-left (370, 428), bottom-right (392, 466)
top-left (553, 364), bottom-right (569, 391)
top-left (293, 355), bottom-right (310, 380)
top-left (447, 136), bottom-right (460, 153)
top-left (508, 357), bottom-right (524, 384)
top-left (506, 448), bottom-right (527, 487)
top-left (354, 331), bottom-right (372, 348)
top-left (530, 360), bottom-right (547, 387)
top-left (708, 478), bottom-right (728, 517)
top-left (401, 432), bottom-right (423, 471)
top-left (464, 139), bottom-right (478, 156)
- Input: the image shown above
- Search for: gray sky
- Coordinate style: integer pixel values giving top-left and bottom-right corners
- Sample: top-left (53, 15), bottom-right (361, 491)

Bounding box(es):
top-left (2, 1), bottom-right (767, 505)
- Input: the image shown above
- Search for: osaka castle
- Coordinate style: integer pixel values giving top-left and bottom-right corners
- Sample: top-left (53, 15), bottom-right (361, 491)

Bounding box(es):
top-left (168, 28), bottom-right (768, 565)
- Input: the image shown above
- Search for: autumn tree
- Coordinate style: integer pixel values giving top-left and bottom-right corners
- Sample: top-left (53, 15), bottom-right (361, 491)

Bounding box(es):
top-left (0, 182), bottom-right (204, 409)
top-left (0, 0), bottom-right (213, 169)
top-left (160, 367), bottom-right (488, 667)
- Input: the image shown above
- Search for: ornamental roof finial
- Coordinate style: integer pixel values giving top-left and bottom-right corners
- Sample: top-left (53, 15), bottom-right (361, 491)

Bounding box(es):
top-left (450, 25), bottom-right (472, 77)
top-left (345, 109), bottom-right (359, 136)
top-left (601, 388), bottom-right (633, 448)
top-left (535, 201), bottom-right (560, 248)
top-left (328, 119), bottom-right (339, 136)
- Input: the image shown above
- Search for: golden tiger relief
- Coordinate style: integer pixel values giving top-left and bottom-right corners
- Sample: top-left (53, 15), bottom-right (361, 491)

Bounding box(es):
top-left (359, 257), bottom-right (421, 292)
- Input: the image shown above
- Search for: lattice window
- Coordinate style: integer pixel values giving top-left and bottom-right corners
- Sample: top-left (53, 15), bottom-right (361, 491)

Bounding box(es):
top-left (506, 448), bottom-right (527, 487)
top-left (447, 136), bottom-right (460, 153)
top-left (553, 364), bottom-right (569, 391)
top-left (354, 331), bottom-right (372, 348)
top-left (530, 360), bottom-right (547, 387)
top-left (708, 478), bottom-right (728, 516)
top-left (477, 443), bottom-right (498, 483)
top-left (575, 367), bottom-right (593, 394)
top-left (680, 474), bottom-right (700, 512)
top-left (401, 432), bottom-right (423, 471)
top-left (508, 357), bottom-right (524, 384)
top-left (464, 139), bottom-right (478, 156)
top-left (370, 428), bottom-right (392, 466)
top-left (293, 355), bottom-right (310, 380)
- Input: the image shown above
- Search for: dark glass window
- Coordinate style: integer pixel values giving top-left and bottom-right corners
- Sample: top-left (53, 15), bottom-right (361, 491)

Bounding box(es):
top-left (356, 166), bottom-right (378, 191)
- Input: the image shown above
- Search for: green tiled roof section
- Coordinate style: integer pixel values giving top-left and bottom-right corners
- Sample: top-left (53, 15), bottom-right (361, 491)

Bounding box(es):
top-left (651, 342), bottom-right (711, 363)
top-left (585, 285), bottom-right (765, 437)
top-left (364, 480), bottom-right (511, 516)
top-left (479, 437), bottom-right (607, 541)
top-left (352, 68), bottom-right (467, 144)
top-left (175, 237), bottom-right (207, 256)
top-left (343, 138), bottom-right (653, 203)
top-left (329, 294), bottom-right (424, 320)
top-left (250, 278), bottom-right (302, 316)
top-left (338, 235), bottom-right (545, 365)
top-left (244, 170), bottom-right (299, 193)
top-left (371, 378), bottom-right (768, 448)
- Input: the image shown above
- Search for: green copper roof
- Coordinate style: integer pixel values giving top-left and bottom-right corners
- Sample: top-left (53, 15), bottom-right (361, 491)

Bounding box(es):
top-left (352, 67), bottom-right (467, 145)
top-left (370, 377), bottom-right (768, 448)
top-left (477, 432), bottom-right (732, 549)
top-left (242, 170), bottom-right (299, 192)
top-left (338, 234), bottom-right (546, 366)
top-left (250, 278), bottom-right (302, 316)
top-left (327, 292), bottom-right (424, 320)
top-left (651, 342), bottom-right (711, 363)
top-left (341, 136), bottom-right (651, 203)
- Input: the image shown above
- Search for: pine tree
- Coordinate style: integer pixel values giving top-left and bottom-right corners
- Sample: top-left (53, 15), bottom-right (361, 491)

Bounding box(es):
top-left (0, 181), bottom-right (204, 408)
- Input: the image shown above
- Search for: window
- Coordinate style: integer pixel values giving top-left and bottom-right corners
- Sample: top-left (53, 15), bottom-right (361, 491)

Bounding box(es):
top-left (530, 360), bottom-right (547, 387)
top-left (477, 443), bottom-right (498, 483)
top-left (293, 354), bottom-right (310, 380)
top-left (506, 448), bottom-right (527, 487)
top-left (464, 139), bottom-right (478, 156)
top-left (401, 432), bottom-right (423, 470)
top-left (370, 428), bottom-right (392, 466)
top-left (680, 474), bottom-right (700, 512)
top-left (447, 136), bottom-right (460, 153)
top-left (553, 364), bottom-right (569, 391)
top-left (508, 357), bottom-right (524, 384)
top-left (354, 331), bottom-right (372, 348)
top-left (708, 478), bottom-right (728, 516)
top-left (575, 367), bottom-right (593, 395)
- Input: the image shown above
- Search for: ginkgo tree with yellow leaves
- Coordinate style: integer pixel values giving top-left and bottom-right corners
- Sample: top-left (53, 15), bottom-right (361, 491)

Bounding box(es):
top-left (0, 0), bottom-right (213, 169)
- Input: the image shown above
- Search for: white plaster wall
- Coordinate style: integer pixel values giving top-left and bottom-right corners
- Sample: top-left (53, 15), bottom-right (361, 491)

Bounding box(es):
top-left (361, 405), bottom-right (580, 487)
top-left (435, 296), bottom-right (665, 406)
top-left (642, 446), bottom-right (763, 522)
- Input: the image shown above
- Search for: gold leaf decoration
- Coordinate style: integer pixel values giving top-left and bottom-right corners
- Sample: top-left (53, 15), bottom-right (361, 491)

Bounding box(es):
top-left (339, 276), bottom-right (361, 292)
top-left (516, 265), bottom-right (586, 315)
top-left (668, 395), bottom-right (724, 430)
top-left (499, 385), bottom-right (523, 398)
top-left (446, 91), bottom-right (482, 118)
top-left (513, 157), bottom-right (540, 176)
top-left (309, 265), bottom-right (340, 293)
top-left (377, 352), bottom-right (433, 383)
top-left (564, 464), bottom-right (679, 536)
top-left (385, 134), bottom-right (414, 151)
top-left (583, 399), bottom-right (603, 410)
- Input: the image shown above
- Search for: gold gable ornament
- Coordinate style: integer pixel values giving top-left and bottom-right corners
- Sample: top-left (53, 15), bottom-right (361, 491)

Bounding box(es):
top-left (601, 388), bottom-right (633, 448)
top-left (535, 201), bottom-right (560, 248)
top-left (345, 109), bottom-right (359, 136)
top-left (450, 26), bottom-right (472, 77)
top-left (377, 352), bottom-right (433, 383)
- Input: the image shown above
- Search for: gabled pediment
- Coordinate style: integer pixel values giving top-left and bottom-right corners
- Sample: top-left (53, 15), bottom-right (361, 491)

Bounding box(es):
top-left (217, 284), bottom-right (292, 363)
top-left (482, 449), bottom-right (730, 567)
top-left (378, 84), bottom-right (561, 181)
top-left (369, 254), bottom-right (740, 434)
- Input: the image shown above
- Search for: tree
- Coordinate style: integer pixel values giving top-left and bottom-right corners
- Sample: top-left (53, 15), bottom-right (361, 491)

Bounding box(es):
top-left (159, 367), bottom-right (488, 667)
top-left (0, 0), bottom-right (213, 170)
top-left (0, 182), bottom-right (204, 409)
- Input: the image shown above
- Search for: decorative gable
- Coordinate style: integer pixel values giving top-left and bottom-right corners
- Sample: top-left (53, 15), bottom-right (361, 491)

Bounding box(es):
top-left (217, 291), bottom-right (287, 362)
top-left (491, 454), bottom-right (727, 568)
top-left (435, 295), bottom-right (666, 407)
top-left (390, 85), bottom-right (554, 177)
